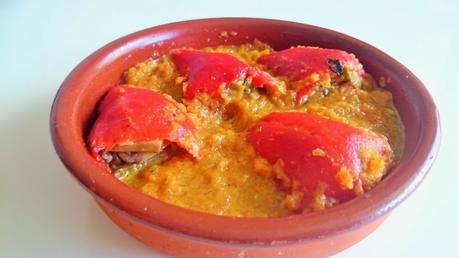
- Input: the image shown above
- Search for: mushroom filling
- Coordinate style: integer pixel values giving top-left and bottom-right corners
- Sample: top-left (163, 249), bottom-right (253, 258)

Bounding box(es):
top-left (101, 140), bottom-right (172, 170)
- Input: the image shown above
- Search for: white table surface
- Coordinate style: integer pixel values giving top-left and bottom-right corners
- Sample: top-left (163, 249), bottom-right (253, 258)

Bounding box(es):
top-left (1, 0), bottom-right (458, 257)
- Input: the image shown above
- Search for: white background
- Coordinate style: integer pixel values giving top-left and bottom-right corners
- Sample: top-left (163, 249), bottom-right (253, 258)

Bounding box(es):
top-left (1, 0), bottom-right (458, 257)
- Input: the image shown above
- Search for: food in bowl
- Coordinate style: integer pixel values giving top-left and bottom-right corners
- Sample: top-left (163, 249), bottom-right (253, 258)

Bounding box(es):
top-left (87, 40), bottom-right (404, 217)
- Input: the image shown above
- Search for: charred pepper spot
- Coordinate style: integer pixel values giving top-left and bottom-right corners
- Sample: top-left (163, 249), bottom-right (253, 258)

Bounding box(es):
top-left (327, 58), bottom-right (343, 76)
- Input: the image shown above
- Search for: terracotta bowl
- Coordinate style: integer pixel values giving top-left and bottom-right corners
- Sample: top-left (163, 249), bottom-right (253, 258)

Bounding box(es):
top-left (50, 18), bottom-right (440, 257)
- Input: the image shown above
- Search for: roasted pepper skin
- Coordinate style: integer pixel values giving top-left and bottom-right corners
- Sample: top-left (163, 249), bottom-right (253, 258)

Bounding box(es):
top-left (88, 85), bottom-right (199, 160)
top-left (247, 112), bottom-right (392, 202)
top-left (257, 47), bottom-right (365, 103)
top-left (171, 49), bottom-right (279, 99)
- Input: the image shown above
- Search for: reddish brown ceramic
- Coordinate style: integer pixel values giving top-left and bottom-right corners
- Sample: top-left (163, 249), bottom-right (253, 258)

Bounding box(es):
top-left (50, 18), bottom-right (440, 257)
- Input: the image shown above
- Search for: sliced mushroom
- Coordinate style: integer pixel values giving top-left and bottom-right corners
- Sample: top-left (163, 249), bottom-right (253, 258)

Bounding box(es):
top-left (111, 139), bottom-right (165, 153)
top-left (116, 152), bottom-right (157, 164)
top-left (109, 140), bottom-right (168, 164)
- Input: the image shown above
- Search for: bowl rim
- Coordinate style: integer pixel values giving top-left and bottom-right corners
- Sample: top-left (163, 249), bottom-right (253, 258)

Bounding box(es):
top-left (50, 17), bottom-right (440, 243)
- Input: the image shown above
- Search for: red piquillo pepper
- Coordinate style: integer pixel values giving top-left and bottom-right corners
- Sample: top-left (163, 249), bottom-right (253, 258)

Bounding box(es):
top-left (171, 49), bottom-right (279, 99)
top-left (247, 112), bottom-right (392, 206)
top-left (257, 47), bottom-right (365, 103)
top-left (88, 85), bottom-right (199, 161)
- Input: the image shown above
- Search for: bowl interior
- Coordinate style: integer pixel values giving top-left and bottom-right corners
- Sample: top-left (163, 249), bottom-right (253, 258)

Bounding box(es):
top-left (51, 18), bottom-right (440, 243)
